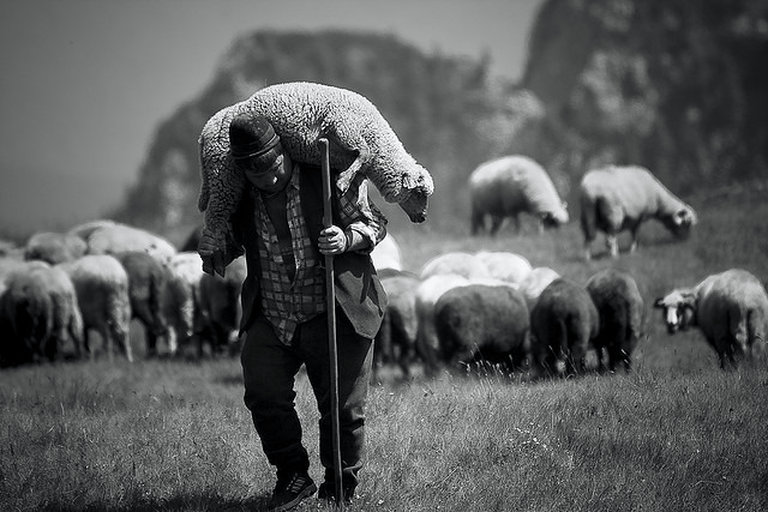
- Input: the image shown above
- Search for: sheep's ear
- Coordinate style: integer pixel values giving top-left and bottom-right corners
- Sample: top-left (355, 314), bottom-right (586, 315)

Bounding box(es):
top-left (653, 297), bottom-right (666, 309)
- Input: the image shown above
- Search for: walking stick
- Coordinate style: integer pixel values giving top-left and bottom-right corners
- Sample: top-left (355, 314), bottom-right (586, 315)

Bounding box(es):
top-left (319, 138), bottom-right (344, 508)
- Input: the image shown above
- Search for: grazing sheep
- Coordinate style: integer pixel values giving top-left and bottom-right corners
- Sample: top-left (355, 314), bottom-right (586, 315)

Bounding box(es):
top-left (197, 255), bottom-right (248, 357)
top-left (475, 251), bottom-right (532, 285)
top-left (469, 155), bottom-right (569, 236)
top-left (579, 165), bottom-right (698, 260)
top-left (1, 262), bottom-right (83, 364)
top-left (371, 232), bottom-right (403, 272)
top-left (414, 273), bottom-right (471, 374)
top-left (375, 271), bottom-right (420, 379)
top-left (57, 255), bottom-right (133, 362)
top-left (419, 252), bottom-right (491, 281)
top-left (86, 223), bottom-right (177, 266)
top-left (529, 278), bottom-right (599, 376)
top-left (163, 252), bottom-right (205, 356)
top-left (434, 284), bottom-right (529, 371)
top-left (24, 231), bottom-right (87, 264)
top-left (654, 268), bottom-right (768, 369)
top-left (115, 251), bottom-right (171, 358)
top-left (586, 268), bottom-right (645, 372)
top-left (197, 82), bottom-right (434, 275)
top-left (519, 267), bottom-right (561, 311)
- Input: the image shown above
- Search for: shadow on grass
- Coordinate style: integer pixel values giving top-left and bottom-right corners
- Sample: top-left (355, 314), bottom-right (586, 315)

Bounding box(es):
top-left (40, 491), bottom-right (271, 512)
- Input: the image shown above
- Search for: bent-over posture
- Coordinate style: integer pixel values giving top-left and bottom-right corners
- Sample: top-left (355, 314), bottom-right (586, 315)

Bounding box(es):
top-left (199, 114), bottom-right (387, 511)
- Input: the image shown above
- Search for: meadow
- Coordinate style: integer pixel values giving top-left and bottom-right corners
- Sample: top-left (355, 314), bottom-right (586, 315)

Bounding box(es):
top-left (1, 180), bottom-right (767, 511)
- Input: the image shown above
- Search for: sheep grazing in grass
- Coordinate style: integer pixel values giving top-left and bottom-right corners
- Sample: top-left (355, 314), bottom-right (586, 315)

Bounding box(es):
top-left (57, 255), bottom-right (133, 362)
top-left (529, 278), bottom-right (599, 377)
top-left (24, 231), bottom-right (87, 265)
top-left (475, 251), bottom-right (532, 286)
top-left (434, 283), bottom-right (529, 372)
top-left (579, 165), bottom-right (698, 260)
top-left (469, 155), bottom-right (568, 236)
top-left (197, 82), bottom-right (434, 275)
top-left (586, 268), bottom-right (645, 372)
top-left (375, 270), bottom-right (420, 380)
top-left (198, 255), bottom-right (248, 357)
top-left (163, 252), bottom-right (205, 356)
top-left (0, 262), bottom-right (83, 365)
top-left (85, 223), bottom-right (177, 266)
top-left (415, 273), bottom-right (470, 374)
top-left (115, 251), bottom-right (171, 358)
top-left (519, 267), bottom-right (561, 311)
top-left (371, 233), bottom-right (403, 272)
top-left (654, 268), bottom-right (768, 369)
top-left (419, 252), bottom-right (491, 281)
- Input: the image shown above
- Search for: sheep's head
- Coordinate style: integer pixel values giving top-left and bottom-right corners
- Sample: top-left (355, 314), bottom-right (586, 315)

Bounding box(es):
top-left (654, 290), bottom-right (696, 334)
top-left (665, 206), bottom-right (698, 239)
top-left (397, 164), bottom-right (434, 223)
top-left (541, 201), bottom-right (570, 228)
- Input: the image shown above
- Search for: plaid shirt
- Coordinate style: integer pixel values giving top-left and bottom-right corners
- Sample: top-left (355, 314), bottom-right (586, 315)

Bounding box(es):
top-left (254, 165), bottom-right (387, 345)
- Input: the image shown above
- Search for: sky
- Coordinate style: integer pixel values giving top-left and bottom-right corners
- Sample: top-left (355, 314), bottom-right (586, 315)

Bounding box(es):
top-left (0, 0), bottom-right (543, 235)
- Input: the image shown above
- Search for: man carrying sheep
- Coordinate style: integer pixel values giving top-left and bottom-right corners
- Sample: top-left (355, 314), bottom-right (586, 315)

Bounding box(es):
top-left (198, 114), bottom-right (388, 511)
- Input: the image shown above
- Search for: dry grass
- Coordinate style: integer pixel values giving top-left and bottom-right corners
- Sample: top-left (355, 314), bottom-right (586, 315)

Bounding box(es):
top-left (2, 181), bottom-right (768, 511)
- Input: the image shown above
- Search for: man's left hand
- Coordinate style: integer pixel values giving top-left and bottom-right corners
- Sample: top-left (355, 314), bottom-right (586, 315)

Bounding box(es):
top-left (318, 225), bottom-right (348, 255)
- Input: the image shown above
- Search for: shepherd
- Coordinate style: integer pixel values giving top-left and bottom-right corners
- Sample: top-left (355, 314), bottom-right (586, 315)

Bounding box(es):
top-left (198, 111), bottom-right (391, 510)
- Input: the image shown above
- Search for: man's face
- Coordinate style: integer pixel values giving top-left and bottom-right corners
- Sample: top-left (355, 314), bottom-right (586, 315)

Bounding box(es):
top-left (243, 153), bottom-right (292, 194)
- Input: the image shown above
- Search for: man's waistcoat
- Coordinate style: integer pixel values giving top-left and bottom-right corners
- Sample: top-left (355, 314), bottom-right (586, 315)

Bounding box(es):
top-left (231, 164), bottom-right (387, 339)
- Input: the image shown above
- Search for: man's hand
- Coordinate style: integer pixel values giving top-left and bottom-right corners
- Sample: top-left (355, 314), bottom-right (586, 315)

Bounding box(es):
top-left (318, 225), bottom-right (348, 255)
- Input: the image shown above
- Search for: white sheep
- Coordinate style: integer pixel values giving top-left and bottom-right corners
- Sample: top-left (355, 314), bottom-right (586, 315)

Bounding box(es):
top-left (370, 232), bottom-right (403, 272)
top-left (579, 165), bottom-right (698, 260)
top-left (519, 266), bottom-right (561, 311)
top-left (163, 251), bottom-right (205, 355)
top-left (85, 223), bottom-right (177, 266)
top-left (24, 231), bottom-right (87, 264)
top-left (57, 255), bottom-right (133, 362)
top-left (475, 251), bottom-right (532, 286)
top-left (469, 155), bottom-right (569, 236)
top-left (1, 262), bottom-right (84, 363)
top-left (198, 82), bottom-right (434, 275)
top-left (419, 252), bottom-right (491, 281)
top-left (654, 268), bottom-right (768, 369)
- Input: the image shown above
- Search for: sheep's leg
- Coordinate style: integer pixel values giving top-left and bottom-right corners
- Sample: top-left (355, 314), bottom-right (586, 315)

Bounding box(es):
top-left (606, 235), bottom-right (620, 258)
top-left (489, 216), bottom-right (504, 236)
top-left (323, 131), bottom-right (370, 193)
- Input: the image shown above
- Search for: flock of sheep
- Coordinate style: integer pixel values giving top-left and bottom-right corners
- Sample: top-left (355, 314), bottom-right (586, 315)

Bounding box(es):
top-left (0, 74), bottom-right (764, 374)
top-left (373, 248), bottom-right (644, 378)
top-left (372, 154), bottom-right (766, 377)
top-left (0, 220), bottom-right (245, 367)
top-left (375, 243), bottom-right (768, 378)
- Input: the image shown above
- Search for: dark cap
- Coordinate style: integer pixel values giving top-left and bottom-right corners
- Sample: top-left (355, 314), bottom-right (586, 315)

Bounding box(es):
top-left (229, 114), bottom-right (283, 172)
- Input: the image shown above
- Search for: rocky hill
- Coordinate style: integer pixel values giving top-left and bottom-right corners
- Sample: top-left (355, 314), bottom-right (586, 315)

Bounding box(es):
top-left (520, 0), bottom-right (768, 195)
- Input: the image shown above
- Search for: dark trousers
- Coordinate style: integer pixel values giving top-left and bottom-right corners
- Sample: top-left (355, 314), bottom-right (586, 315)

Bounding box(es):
top-left (241, 309), bottom-right (373, 489)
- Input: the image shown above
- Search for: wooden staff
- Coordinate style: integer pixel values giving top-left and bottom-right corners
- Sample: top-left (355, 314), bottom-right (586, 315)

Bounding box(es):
top-left (319, 137), bottom-right (344, 507)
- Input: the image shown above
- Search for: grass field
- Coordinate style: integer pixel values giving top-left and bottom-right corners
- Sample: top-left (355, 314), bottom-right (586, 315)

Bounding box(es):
top-left (2, 180), bottom-right (768, 511)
